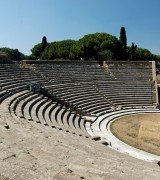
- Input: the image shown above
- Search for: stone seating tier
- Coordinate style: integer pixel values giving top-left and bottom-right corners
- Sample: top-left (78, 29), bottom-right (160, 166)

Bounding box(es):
top-left (0, 61), bottom-right (158, 138)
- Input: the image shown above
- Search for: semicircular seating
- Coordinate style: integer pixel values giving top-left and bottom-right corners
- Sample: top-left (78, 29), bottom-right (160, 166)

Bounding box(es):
top-left (5, 90), bottom-right (91, 137)
top-left (90, 108), bottom-right (160, 162)
top-left (0, 60), bottom-right (159, 154)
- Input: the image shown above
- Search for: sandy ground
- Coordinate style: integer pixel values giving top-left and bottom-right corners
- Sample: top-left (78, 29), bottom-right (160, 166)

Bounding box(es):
top-left (111, 114), bottom-right (160, 156)
top-left (0, 105), bottom-right (160, 179)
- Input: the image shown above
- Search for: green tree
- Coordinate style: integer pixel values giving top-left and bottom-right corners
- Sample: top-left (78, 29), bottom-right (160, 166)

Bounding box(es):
top-left (30, 36), bottom-right (48, 60)
top-left (129, 43), bottom-right (138, 60)
top-left (0, 47), bottom-right (26, 61)
top-left (30, 43), bottom-right (42, 59)
top-left (13, 49), bottom-right (21, 61)
top-left (69, 41), bottom-right (83, 59)
top-left (42, 36), bottom-right (48, 51)
top-left (43, 40), bottom-right (75, 60)
top-left (99, 50), bottom-right (115, 61)
top-left (41, 36), bottom-right (48, 59)
top-left (79, 33), bottom-right (123, 60)
top-left (136, 48), bottom-right (154, 60)
top-left (43, 42), bottom-right (56, 60)
top-left (120, 27), bottom-right (127, 48)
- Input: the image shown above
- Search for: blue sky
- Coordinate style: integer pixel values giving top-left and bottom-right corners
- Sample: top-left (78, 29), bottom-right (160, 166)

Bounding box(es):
top-left (0, 0), bottom-right (160, 55)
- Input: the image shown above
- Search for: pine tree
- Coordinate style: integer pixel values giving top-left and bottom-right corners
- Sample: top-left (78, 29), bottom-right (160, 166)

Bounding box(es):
top-left (120, 27), bottom-right (127, 48)
top-left (42, 36), bottom-right (48, 51)
top-left (40, 36), bottom-right (48, 60)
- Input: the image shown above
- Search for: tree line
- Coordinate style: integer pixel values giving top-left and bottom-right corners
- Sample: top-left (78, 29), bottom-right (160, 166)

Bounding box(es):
top-left (30, 27), bottom-right (159, 61)
top-left (0, 48), bottom-right (27, 61)
top-left (0, 27), bottom-right (159, 61)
